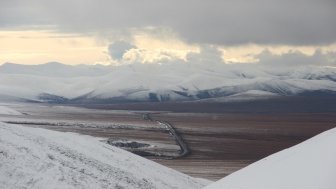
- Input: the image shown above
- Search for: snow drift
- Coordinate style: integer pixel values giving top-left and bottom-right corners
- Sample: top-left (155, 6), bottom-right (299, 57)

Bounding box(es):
top-left (205, 127), bottom-right (336, 189)
top-left (0, 122), bottom-right (207, 189)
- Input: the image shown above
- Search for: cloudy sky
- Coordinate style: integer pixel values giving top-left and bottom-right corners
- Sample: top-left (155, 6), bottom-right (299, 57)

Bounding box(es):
top-left (0, 0), bottom-right (335, 65)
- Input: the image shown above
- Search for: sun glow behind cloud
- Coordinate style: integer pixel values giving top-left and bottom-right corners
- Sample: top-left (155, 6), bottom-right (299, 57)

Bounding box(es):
top-left (0, 30), bottom-right (109, 65)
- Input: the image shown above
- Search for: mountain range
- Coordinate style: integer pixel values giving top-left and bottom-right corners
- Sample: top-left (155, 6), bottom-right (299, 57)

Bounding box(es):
top-left (1, 62), bottom-right (336, 104)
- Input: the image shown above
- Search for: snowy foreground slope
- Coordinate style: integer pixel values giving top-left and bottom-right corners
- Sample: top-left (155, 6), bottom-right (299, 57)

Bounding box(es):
top-left (0, 122), bottom-right (207, 189)
top-left (1, 62), bottom-right (336, 103)
top-left (205, 128), bottom-right (336, 189)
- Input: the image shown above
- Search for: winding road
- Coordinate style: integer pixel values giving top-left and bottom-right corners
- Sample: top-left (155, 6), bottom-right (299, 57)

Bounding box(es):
top-left (144, 113), bottom-right (190, 158)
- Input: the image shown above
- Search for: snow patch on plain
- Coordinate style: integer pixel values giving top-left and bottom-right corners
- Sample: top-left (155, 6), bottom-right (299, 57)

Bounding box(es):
top-left (0, 106), bottom-right (22, 115)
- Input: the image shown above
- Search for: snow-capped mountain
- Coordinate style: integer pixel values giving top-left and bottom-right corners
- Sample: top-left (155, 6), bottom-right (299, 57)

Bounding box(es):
top-left (0, 62), bottom-right (336, 103)
top-left (0, 122), bottom-right (207, 189)
top-left (204, 127), bottom-right (336, 189)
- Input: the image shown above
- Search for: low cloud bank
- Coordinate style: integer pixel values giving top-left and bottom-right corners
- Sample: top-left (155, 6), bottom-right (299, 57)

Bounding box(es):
top-left (106, 42), bottom-right (336, 67)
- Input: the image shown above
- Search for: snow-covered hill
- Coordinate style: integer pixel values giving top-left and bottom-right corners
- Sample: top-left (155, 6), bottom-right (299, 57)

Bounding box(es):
top-left (205, 127), bottom-right (336, 189)
top-left (0, 62), bottom-right (336, 103)
top-left (0, 122), bottom-right (207, 189)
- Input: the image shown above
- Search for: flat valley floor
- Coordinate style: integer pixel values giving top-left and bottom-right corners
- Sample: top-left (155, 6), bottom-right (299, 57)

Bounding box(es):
top-left (1, 103), bottom-right (335, 180)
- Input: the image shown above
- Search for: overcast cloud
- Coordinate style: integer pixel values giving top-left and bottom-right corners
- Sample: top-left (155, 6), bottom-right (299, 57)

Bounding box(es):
top-left (1, 0), bottom-right (336, 46)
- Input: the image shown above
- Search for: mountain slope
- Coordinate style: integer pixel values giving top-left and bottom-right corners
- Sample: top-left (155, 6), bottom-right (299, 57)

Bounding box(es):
top-left (205, 127), bottom-right (336, 189)
top-left (0, 122), bottom-right (207, 189)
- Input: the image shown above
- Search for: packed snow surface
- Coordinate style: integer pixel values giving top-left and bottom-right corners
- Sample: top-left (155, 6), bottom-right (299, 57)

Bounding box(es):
top-left (0, 122), bottom-right (206, 189)
top-left (205, 127), bottom-right (336, 189)
top-left (0, 106), bottom-right (22, 115)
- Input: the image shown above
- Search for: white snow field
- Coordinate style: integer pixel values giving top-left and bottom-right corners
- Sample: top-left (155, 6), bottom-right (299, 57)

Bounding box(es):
top-left (0, 122), bottom-right (207, 189)
top-left (205, 127), bottom-right (336, 189)
top-left (0, 105), bottom-right (22, 115)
